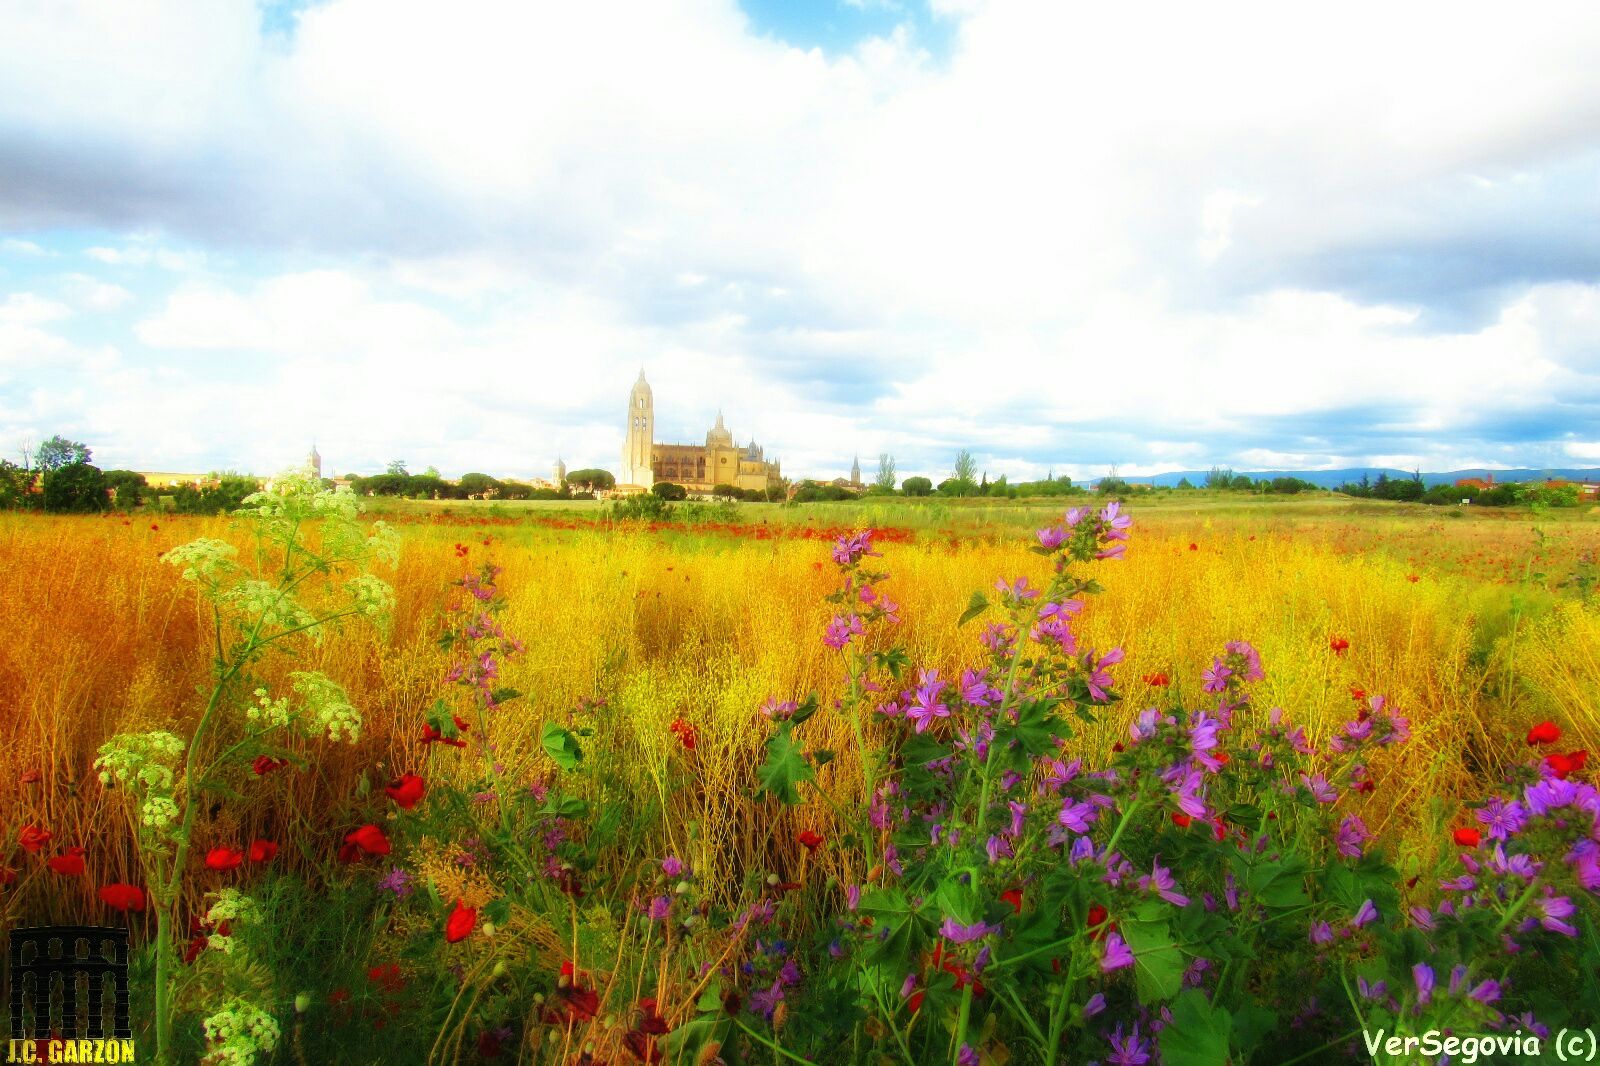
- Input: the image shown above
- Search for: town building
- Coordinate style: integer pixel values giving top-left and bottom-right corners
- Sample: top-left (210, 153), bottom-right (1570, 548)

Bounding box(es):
top-left (617, 370), bottom-right (782, 494)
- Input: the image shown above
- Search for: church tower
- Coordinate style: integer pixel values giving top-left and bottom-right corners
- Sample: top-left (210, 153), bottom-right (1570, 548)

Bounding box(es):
top-left (850, 454), bottom-right (861, 486)
top-left (309, 442), bottom-right (322, 480)
top-left (706, 410), bottom-right (733, 449)
top-left (554, 456), bottom-right (567, 485)
top-left (621, 370), bottom-right (655, 487)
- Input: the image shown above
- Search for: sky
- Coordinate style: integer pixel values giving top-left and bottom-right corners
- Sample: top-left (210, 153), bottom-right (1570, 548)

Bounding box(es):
top-left (2, 0), bottom-right (1599, 484)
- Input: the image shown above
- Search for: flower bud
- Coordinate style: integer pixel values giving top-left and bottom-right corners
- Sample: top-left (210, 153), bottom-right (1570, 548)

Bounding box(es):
top-left (675, 881), bottom-right (690, 895)
top-left (481, 921), bottom-right (497, 938)
top-left (766, 873), bottom-right (779, 886)
top-left (294, 992), bottom-right (311, 1014)
top-left (492, 961), bottom-right (507, 978)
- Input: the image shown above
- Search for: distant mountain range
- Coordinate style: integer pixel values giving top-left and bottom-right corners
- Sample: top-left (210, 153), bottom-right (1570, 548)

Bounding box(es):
top-left (1105, 468), bottom-right (1600, 490)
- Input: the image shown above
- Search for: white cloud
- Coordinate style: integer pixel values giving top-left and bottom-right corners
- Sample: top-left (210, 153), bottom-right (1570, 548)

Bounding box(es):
top-left (3, 0), bottom-right (1600, 476)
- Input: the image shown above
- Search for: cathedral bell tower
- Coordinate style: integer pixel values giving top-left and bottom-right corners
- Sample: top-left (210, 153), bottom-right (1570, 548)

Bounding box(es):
top-left (621, 370), bottom-right (655, 487)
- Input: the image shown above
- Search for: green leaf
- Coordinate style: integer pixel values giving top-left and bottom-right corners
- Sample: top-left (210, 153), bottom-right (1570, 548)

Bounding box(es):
top-left (481, 898), bottom-right (511, 926)
top-left (872, 647), bottom-right (911, 678)
top-left (538, 793), bottom-right (590, 819)
top-left (1121, 918), bottom-right (1185, 1004)
top-left (541, 722), bottom-right (584, 771)
top-left (755, 721), bottom-right (814, 805)
top-left (790, 693), bottom-right (821, 726)
top-left (1242, 853), bottom-right (1311, 910)
top-left (1231, 1003), bottom-right (1277, 1061)
top-left (1158, 989), bottom-right (1233, 1066)
top-left (810, 749), bottom-right (835, 768)
top-left (490, 687), bottom-right (522, 705)
top-left (957, 590), bottom-right (989, 626)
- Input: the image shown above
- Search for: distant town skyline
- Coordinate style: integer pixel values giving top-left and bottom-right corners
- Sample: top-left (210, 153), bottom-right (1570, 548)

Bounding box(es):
top-left (4, 1), bottom-right (1600, 481)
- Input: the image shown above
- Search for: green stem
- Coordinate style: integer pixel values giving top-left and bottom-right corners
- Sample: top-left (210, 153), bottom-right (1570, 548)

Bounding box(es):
top-left (949, 983), bottom-right (975, 1065)
top-left (732, 1017), bottom-right (818, 1065)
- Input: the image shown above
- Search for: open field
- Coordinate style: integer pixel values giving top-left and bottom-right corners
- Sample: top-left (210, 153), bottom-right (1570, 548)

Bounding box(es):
top-left (3, 491), bottom-right (1598, 1062)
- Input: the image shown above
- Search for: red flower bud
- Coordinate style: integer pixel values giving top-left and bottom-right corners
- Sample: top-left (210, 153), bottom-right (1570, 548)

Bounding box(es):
top-left (1452, 827), bottom-right (1481, 848)
top-left (444, 900), bottom-right (478, 944)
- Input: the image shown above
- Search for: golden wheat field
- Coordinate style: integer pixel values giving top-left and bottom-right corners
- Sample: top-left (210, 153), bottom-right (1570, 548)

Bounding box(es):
top-left (3, 501), bottom-right (1598, 928)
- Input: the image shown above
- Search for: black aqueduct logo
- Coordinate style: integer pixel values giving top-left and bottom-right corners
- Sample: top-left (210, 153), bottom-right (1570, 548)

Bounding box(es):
top-left (6, 927), bottom-right (132, 1039)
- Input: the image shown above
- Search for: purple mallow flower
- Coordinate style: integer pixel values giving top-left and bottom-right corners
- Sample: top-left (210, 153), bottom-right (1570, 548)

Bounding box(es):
top-left (1101, 931), bottom-right (1134, 972)
top-left (1413, 963), bottom-right (1434, 1007)
top-left (939, 917), bottom-right (1000, 943)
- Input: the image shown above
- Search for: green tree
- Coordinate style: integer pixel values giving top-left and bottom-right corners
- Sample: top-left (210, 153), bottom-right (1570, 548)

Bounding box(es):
top-left (1205, 467), bottom-right (1234, 490)
top-left (386, 460), bottom-right (409, 476)
top-left (35, 434), bottom-right (92, 471)
top-left (566, 468), bottom-right (615, 492)
top-left (0, 459), bottom-right (37, 508)
top-left (953, 449), bottom-right (978, 490)
top-left (711, 483), bottom-right (739, 500)
top-left (457, 472), bottom-right (502, 498)
top-left (42, 462), bottom-right (109, 512)
top-left (1176, 477), bottom-right (1194, 490)
top-left (902, 476), bottom-right (933, 497)
top-left (875, 453), bottom-right (897, 491)
top-left (652, 481), bottom-right (687, 501)
top-left (104, 469), bottom-right (150, 508)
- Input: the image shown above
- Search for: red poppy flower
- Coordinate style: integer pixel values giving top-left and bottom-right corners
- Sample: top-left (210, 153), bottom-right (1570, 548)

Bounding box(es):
top-left (183, 935), bottom-right (209, 964)
top-left (344, 825), bottom-right (391, 857)
top-left (420, 722), bottom-right (468, 748)
top-left (1406, 574), bottom-right (1420, 583)
top-left (907, 990), bottom-right (925, 1013)
top-left (1350, 686), bottom-right (1367, 701)
top-left (796, 829), bottom-right (824, 853)
top-left (669, 718), bottom-right (697, 751)
top-left (252, 755), bottom-right (290, 776)
top-left (19, 768), bottom-right (41, 785)
top-left (384, 773), bottom-right (427, 810)
top-left (204, 847), bottom-right (244, 871)
top-left (1188, 543), bottom-right (1198, 551)
top-left (47, 847), bottom-right (86, 876)
top-left (1546, 750), bottom-right (1589, 779)
top-left (1142, 672), bottom-right (1170, 687)
top-left (1329, 636), bottom-right (1350, 656)
top-left (1000, 887), bottom-right (1024, 914)
top-left (97, 883), bottom-right (147, 912)
top-left (1452, 827), bottom-right (1481, 848)
top-left (0, 866), bottom-right (16, 886)
top-left (1171, 813), bottom-right (1193, 828)
top-left (248, 839), bottom-right (278, 863)
top-left (19, 825), bottom-right (51, 853)
top-left (1086, 903), bottom-right (1108, 927)
top-left (1526, 721), bottom-right (1561, 747)
top-left (444, 899), bottom-right (477, 943)
top-left (367, 963), bottom-right (406, 993)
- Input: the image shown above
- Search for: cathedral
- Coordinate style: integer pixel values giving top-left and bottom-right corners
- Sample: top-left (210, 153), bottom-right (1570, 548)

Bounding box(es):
top-left (619, 370), bottom-right (782, 493)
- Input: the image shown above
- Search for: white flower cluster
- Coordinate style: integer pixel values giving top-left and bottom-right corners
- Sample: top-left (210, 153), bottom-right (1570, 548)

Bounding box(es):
top-left (291, 671), bottom-right (362, 743)
top-left (205, 888), bottom-right (261, 926)
top-left (200, 999), bottom-right (280, 1066)
top-left (142, 795), bottom-right (180, 831)
top-left (246, 687), bottom-right (292, 727)
top-left (365, 520), bottom-right (400, 567)
top-left (343, 574), bottom-right (396, 619)
top-left (161, 538), bottom-right (239, 586)
top-left (222, 580), bottom-right (318, 640)
top-left (95, 732), bottom-right (185, 834)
